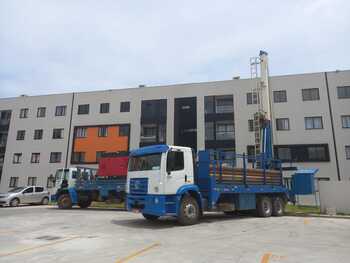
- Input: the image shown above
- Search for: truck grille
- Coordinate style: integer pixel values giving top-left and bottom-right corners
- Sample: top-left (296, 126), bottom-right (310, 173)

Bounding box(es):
top-left (130, 178), bottom-right (148, 194)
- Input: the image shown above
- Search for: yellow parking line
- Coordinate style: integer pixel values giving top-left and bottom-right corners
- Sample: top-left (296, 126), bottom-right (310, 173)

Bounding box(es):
top-left (0, 236), bottom-right (80, 258)
top-left (260, 252), bottom-right (272, 263)
top-left (116, 243), bottom-right (161, 263)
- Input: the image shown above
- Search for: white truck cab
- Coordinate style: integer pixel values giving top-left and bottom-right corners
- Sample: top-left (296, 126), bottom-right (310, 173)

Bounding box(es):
top-left (127, 145), bottom-right (194, 195)
top-left (126, 145), bottom-right (200, 224)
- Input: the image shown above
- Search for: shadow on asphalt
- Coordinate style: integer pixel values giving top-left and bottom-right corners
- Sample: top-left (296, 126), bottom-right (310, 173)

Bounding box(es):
top-left (111, 213), bottom-right (254, 229)
top-left (48, 207), bottom-right (126, 212)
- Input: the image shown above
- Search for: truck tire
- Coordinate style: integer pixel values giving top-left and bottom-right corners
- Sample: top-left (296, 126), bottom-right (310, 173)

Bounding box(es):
top-left (142, 213), bottom-right (159, 221)
top-left (78, 199), bottom-right (91, 209)
top-left (257, 196), bottom-right (272, 217)
top-left (41, 197), bottom-right (49, 205)
top-left (57, 194), bottom-right (72, 209)
top-left (10, 198), bottom-right (20, 207)
top-left (272, 197), bottom-right (285, 216)
top-left (178, 196), bottom-right (200, 225)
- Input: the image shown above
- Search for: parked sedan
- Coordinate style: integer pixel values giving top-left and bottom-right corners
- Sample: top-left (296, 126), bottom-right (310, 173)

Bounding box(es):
top-left (0, 186), bottom-right (49, 207)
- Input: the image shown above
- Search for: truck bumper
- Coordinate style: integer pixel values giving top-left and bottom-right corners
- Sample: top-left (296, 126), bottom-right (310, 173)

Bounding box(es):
top-left (127, 194), bottom-right (178, 217)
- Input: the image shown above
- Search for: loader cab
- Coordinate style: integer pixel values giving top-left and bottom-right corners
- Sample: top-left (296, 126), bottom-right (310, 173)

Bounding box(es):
top-left (127, 145), bottom-right (195, 196)
top-left (55, 168), bottom-right (78, 189)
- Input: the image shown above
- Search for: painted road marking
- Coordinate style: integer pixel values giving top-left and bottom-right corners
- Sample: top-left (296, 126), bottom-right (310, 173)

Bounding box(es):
top-left (261, 253), bottom-right (272, 263)
top-left (304, 218), bottom-right (310, 225)
top-left (0, 235), bottom-right (80, 258)
top-left (116, 243), bottom-right (161, 263)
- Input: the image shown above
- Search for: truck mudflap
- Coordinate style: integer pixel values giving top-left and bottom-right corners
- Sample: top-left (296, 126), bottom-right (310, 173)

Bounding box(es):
top-left (127, 194), bottom-right (177, 216)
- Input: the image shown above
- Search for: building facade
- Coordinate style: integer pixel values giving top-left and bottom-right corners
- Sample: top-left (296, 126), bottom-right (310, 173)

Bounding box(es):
top-left (0, 70), bottom-right (349, 193)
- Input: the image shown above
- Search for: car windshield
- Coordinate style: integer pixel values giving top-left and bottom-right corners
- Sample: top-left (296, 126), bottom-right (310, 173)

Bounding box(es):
top-left (9, 187), bottom-right (25, 193)
top-left (128, 153), bottom-right (162, 171)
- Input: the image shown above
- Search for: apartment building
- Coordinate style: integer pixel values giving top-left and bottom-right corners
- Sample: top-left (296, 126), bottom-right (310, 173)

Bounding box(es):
top-left (0, 70), bottom-right (349, 193)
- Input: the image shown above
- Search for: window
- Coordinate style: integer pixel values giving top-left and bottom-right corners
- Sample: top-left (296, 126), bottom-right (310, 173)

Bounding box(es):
top-left (31, 153), bottom-right (40, 163)
top-left (47, 175), bottom-right (55, 188)
top-left (119, 125), bottom-right (130, 137)
top-left (16, 130), bottom-right (25, 140)
top-left (50, 152), bottom-right (62, 163)
top-left (98, 126), bottom-right (108, 137)
top-left (216, 121), bottom-right (234, 140)
top-left (0, 110), bottom-right (11, 120)
top-left (274, 144), bottom-right (329, 162)
top-left (248, 119), bottom-right (254, 132)
top-left (72, 152), bottom-right (85, 163)
top-left (52, 128), bottom-right (64, 139)
top-left (308, 146), bottom-right (327, 161)
top-left (215, 95), bottom-right (233, 113)
top-left (100, 103), bottom-right (110, 113)
top-left (167, 151), bottom-right (184, 171)
top-left (9, 177), bottom-right (19, 188)
top-left (23, 187), bottom-right (34, 193)
top-left (302, 88), bottom-right (320, 101)
top-left (337, 86), bottom-right (350, 99)
top-left (78, 104), bottom-right (89, 115)
top-left (273, 90), bottom-right (287, 103)
top-left (37, 107), bottom-right (46, 118)
top-left (204, 96), bottom-right (214, 114)
top-left (27, 177), bottom-right (37, 186)
top-left (13, 153), bottom-right (22, 164)
top-left (96, 151), bottom-right (105, 162)
top-left (75, 127), bottom-right (87, 138)
top-left (205, 122), bottom-right (214, 140)
top-left (341, 115), bottom-right (350, 128)
top-left (120, 101), bottom-right (130, 112)
top-left (277, 147), bottom-right (292, 161)
top-left (34, 129), bottom-right (43, 140)
top-left (345, 146), bottom-right (350, 160)
top-left (129, 153), bottom-right (162, 171)
top-left (19, 108), bottom-right (29, 118)
top-left (305, 117), bottom-right (323, 129)
top-left (140, 125), bottom-right (157, 142)
top-left (35, 186), bottom-right (44, 192)
top-left (276, 118), bottom-right (290, 130)
top-left (55, 105), bottom-right (66, 116)
top-left (247, 92), bottom-right (258, 105)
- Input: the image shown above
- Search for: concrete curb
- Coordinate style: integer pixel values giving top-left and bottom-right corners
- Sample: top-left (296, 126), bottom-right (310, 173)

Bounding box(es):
top-left (286, 213), bottom-right (350, 220)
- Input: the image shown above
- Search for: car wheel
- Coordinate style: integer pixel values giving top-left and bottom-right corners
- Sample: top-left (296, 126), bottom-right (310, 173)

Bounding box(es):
top-left (10, 198), bottom-right (20, 207)
top-left (41, 197), bottom-right (49, 205)
top-left (57, 194), bottom-right (72, 209)
top-left (257, 196), bottom-right (272, 217)
top-left (178, 196), bottom-right (200, 225)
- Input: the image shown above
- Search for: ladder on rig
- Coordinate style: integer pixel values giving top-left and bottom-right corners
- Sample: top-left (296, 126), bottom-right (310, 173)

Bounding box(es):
top-left (250, 57), bottom-right (263, 156)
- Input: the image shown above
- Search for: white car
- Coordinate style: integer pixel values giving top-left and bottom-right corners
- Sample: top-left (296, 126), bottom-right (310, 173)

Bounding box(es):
top-left (0, 186), bottom-right (49, 207)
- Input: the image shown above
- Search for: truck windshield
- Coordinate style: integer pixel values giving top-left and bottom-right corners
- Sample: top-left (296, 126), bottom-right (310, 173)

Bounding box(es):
top-left (129, 153), bottom-right (162, 171)
top-left (55, 169), bottom-right (70, 182)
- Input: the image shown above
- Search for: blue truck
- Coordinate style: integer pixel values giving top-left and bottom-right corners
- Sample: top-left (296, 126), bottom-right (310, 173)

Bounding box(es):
top-left (126, 144), bottom-right (318, 225)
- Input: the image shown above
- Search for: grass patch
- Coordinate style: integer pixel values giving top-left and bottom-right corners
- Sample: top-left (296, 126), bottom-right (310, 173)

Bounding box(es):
top-left (285, 204), bottom-right (320, 215)
top-left (90, 202), bottom-right (125, 209)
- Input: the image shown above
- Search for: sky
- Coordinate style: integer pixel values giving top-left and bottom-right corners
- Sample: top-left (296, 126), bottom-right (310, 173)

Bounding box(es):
top-left (0, 0), bottom-right (349, 98)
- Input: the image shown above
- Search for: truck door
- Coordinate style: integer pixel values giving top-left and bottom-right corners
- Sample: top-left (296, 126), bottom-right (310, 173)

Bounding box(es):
top-left (164, 149), bottom-right (189, 194)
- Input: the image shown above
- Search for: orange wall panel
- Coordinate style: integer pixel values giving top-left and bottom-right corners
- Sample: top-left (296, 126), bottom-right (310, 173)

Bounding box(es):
top-left (73, 125), bottom-right (129, 163)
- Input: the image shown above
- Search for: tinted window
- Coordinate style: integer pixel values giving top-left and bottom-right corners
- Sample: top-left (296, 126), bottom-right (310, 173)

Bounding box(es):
top-left (337, 86), bottom-right (350, 99)
top-left (35, 187), bottom-right (44, 192)
top-left (23, 187), bottom-right (33, 193)
top-left (120, 101), bottom-right (130, 112)
top-left (100, 103), bottom-right (110, 113)
top-left (129, 153), bottom-right (162, 171)
top-left (302, 88), bottom-right (320, 101)
top-left (78, 104), bottom-right (89, 114)
top-left (167, 151), bottom-right (184, 171)
top-left (273, 90), bottom-right (287, 103)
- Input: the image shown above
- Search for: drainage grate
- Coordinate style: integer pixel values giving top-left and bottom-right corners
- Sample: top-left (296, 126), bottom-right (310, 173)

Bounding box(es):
top-left (36, 235), bottom-right (62, 241)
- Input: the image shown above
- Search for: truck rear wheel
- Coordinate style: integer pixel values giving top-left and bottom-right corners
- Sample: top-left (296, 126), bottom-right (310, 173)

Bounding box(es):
top-left (57, 194), bottom-right (72, 209)
top-left (178, 196), bottom-right (200, 225)
top-left (257, 196), bottom-right (272, 217)
top-left (272, 197), bottom-right (285, 216)
top-left (142, 213), bottom-right (159, 221)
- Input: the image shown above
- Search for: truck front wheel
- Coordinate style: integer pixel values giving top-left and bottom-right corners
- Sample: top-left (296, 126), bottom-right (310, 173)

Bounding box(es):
top-left (142, 213), bottom-right (159, 221)
top-left (57, 194), bottom-right (72, 209)
top-left (257, 196), bottom-right (272, 217)
top-left (178, 196), bottom-right (200, 225)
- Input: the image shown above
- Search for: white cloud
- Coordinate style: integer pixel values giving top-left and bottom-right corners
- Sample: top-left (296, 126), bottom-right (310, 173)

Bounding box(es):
top-left (0, 0), bottom-right (349, 97)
